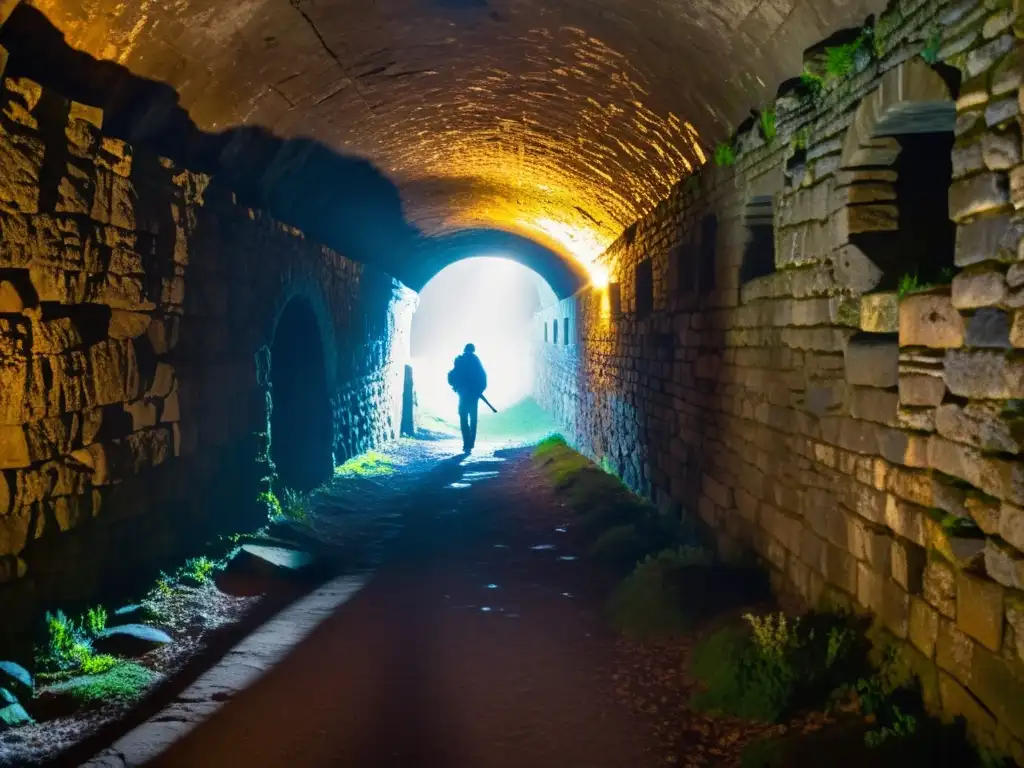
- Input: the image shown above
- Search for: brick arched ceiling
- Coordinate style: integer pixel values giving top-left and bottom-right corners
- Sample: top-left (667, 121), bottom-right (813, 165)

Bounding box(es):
top-left (6, 0), bottom-right (884, 279)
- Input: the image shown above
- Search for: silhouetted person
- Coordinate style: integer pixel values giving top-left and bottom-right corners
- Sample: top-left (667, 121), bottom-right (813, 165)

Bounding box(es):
top-left (448, 344), bottom-right (487, 453)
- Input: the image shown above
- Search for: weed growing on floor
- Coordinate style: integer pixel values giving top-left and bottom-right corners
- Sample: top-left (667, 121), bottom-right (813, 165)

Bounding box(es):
top-left (335, 450), bottom-right (396, 478)
top-left (49, 661), bottom-right (155, 704)
top-left (278, 488), bottom-right (310, 524)
top-left (180, 556), bottom-right (218, 586)
top-left (86, 606), bottom-right (107, 637)
top-left (897, 267), bottom-right (954, 298)
top-left (606, 547), bottom-right (714, 639)
top-left (691, 611), bottom-right (866, 722)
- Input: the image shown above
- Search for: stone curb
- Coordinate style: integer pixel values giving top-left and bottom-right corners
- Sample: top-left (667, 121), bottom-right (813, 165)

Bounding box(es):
top-left (81, 574), bottom-right (368, 767)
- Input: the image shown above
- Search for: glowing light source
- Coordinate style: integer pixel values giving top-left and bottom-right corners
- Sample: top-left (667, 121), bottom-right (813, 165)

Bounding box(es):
top-left (589, 264), bottom-right (610, 289)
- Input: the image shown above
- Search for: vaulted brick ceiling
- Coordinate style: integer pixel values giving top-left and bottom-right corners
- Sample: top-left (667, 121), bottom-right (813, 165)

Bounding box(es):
top-left (9, 0), bottom-right (883, 276)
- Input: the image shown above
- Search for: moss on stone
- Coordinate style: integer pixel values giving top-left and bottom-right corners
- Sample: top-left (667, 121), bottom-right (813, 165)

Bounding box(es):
top-left (50, 661), bottom-right (155, 704)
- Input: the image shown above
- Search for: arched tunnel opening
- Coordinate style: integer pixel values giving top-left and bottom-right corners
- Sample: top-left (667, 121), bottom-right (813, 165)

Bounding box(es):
top-left (410, 256), bottom-right (559, 445)
top-left (270, 297), bottom-right (335, 493)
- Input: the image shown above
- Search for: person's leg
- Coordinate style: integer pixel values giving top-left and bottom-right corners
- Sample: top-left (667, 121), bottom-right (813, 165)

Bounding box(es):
top-left (468, 398), bottom-right (479, 449)
top-left (458, 398), bottom-right (471, 452)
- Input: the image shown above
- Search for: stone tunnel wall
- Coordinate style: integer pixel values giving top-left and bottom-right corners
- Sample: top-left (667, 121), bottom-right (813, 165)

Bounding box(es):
top-left (537, 0), bottom-right (1024, 758)
top-left (0, 47), bottom-right (416, 649)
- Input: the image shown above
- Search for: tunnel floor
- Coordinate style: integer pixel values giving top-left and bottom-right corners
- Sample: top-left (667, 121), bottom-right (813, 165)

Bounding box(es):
top-left (145, 439), bottom-right (658, 767)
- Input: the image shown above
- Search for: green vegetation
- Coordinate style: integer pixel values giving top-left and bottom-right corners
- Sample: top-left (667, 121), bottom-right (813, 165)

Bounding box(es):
top-left (277, 488), bottom-right (310, 523)
top-left (799, 68), bottom-right (825, 98)
top-left (920, 25), bottom-right (942, 65)
top-left (258, 490), bottom-right (282, 518)
top-left (691, 611), bottom-right (864, 722)
top-left (335, 450), bottom-right (396, 478)
top-left (0, 661), bottom-right (33, 727)
top-left (896, 267), bottom-right (955, 298)
top-left (759, 108), bottom-right (777, 143)
top-left (791, 128), bottom-right (810, 152)
top-left (180, 556), bottom-right (218, 586)
top-left (714, 142), bottom-right (736, 168)
top-left (606, 547), bottom-right (714, 639)
top-left (86, 606), bottom-right (108, 637)
top-left (825, 33), bottom-right (870, 80)
top-left (49, 662), bottom-right (155, 704)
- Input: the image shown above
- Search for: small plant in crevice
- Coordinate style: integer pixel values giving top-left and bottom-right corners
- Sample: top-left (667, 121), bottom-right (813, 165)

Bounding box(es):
top-left (897, 266), bottom-right (955, 298)
top-left (258, 490), bottom-right (283, 518)
top-left (714, 142), bottom-right (737, 168)
top-left (799, 68), bottom-right (825, 99)
top-left (920, 25), bottom-right (942, 65)
top-left (40, 609), bottom-right (118, 678)
top-left (759, 108), bottom-right (777, 143)
top-left (824, 31), bottom-right (873, 81)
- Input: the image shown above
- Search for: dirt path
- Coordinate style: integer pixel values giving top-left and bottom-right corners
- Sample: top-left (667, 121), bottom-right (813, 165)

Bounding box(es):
top-left (146, 440), bottom-right (657, 767)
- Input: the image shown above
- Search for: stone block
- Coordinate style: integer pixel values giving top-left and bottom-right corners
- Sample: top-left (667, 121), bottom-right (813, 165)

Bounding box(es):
top-left (0, 425), bottom-right (29, 469)
top-left (0, 128), bottom-right (44, 214)
top-left (833, 244), bottom-right (884, 293)
top-left (924, 557), bottom-right (958, 618)
top-left (1013, 166), bottom-right (1024, 211)
top-left (939, 672), bottom-right (997, 736)
top-left (898, 374), bottom-right (945, 406)
top-left (999, 501), bottom-right (1024, 551)
top-left (935, 402), bottom-right (1018, 453)
top-left (971, 647), bottom-right (1024, 740)
top-left (884, 494), bottom-right (928, 547)
top-left (850, 387), bottom-right (898, 424)
top-left (0, 503), bottom-right (31, 556)
top-left (982, 131), bottom-right (1022, 171)
top-left (1011, 310), bottom-right (1024, 346)
top-left (944, 349), bottom-right (1024, 399)
top-left (899, 294), bottom-right (964, 348)
top-left (936, 618), bottom-right (976, 684)
top-left (953, 141), bottom-right (985, 179)
top-left (949, 172), bottom-right (1011, 221)
top-left (108, 310), bottom-right (151, 340)
top-left (910, 597), bottom-right (940, 658)
top-left (986, 97), bottom-right (1020, 127)
top-left (966, 494), bottom-right (1001, 535)
top-left (984, 538), bottom-right (1024, 590)
top-left (957, 571), bottom-right (1005, 651)
top-left (857, 561), bottom-right (884, 612)
top-left (966, 33), bottom-right (1017, 78)
top-left (860, 292), bottom-right (899, 333)
top-left (882, 578), bottom-right (911, 638)
top-left (952, 268), bottom-right (1007, 309)
top-left (966, 307), bottom-right (1011, 347)
top-left (845, 336), bottom-right (898, 387)
top-left (955, 213), bottom-right (1024, 267)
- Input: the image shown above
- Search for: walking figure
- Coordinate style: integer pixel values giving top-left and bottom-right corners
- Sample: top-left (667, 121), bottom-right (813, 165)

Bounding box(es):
top-left (448, 343), bottom-right (488, 453)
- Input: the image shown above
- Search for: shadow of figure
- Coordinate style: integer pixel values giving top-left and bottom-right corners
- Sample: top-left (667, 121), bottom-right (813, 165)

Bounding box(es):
top-left (0, 4), bottom-right (422, 278)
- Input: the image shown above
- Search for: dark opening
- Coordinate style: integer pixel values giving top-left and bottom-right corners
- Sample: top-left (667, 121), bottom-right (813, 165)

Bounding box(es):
top-left (739, 196), bottom-right (776, 284)
top-left (698, 215), bottom-right (718, 296)
top-left (636, 259), bottom-right (654, 318)
top-left (563, 317), bottom-right (569, 345)
top-left (855, 132), bottom-right (956, 291)
top-left (544, 322), bottom-right (548, 343)
top-left (609, 282), bottom-right (622, 315)
top-left (553, 318), bottom-right (559, 345)
top-left (675, 244), bottom-right (695, 294)
top-left (270, 297), bottom-right (334, 492)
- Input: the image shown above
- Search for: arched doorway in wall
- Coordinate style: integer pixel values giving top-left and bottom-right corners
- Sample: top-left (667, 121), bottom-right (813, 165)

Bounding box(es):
top-left (410, 256), bottom-right (560, 445)
top-left (270, 297), bottom-right (334, 492)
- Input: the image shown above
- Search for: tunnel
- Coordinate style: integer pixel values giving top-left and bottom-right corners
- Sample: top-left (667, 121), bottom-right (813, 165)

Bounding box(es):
top-left (1, 0), bottom-right (1023, 764)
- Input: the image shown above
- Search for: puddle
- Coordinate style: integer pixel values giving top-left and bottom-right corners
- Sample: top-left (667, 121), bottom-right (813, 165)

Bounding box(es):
top-left (493, 544), bottom-right (508, 549)
top-left (555, 527), bottom-right (567, 533)
top-left (447, 482), bottom-right (471, 489)
top-left (561, 592), bottom-right (573, 598)
top-left (485, 584), bottom-right (499, 589)
top-left (531, 544), bottom-right (556, 551)
top-left (462, 471), bottom-right (499, 481)
top-left (558, 556), bottom-right (577, 561)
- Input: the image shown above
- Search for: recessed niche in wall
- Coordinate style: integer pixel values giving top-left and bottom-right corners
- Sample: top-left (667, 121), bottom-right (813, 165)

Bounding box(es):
top-left (544, 322), bottom-right (548, 343)
top-left (609, 282), bottom-right (622, 315)
top-left (674, 243), bottom-right (695, 294)
top-left (563, 317), bottom-right (569, 345)
top-left (698, 214), bottom-right (718, 296)
top-left (635, 258), bottom-right (653, 319)
top-left (852, 132), bottom-right (956, 292)
top-left (739, 195), bottom-right (776, 284)
top-left (553, 318), bottom-right (559, 345)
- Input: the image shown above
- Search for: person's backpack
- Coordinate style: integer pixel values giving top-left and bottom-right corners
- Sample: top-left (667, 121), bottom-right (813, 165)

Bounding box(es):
top-left (447, 359), bottom-right (459, 391)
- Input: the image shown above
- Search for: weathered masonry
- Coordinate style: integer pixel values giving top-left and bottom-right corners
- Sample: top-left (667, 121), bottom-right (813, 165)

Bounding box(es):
top-left (0, 54), bottom-right (416, 648)
top-left (538, 0), bottom-right (1024, 757)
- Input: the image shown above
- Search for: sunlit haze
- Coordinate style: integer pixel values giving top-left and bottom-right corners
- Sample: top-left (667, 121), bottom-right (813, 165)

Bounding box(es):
top-left (411, 258), bottom-right (558, 416)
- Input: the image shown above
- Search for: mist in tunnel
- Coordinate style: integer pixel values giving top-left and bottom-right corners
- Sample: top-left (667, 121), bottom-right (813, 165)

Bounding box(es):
top-left (410, 257), bottom-right (558, 439)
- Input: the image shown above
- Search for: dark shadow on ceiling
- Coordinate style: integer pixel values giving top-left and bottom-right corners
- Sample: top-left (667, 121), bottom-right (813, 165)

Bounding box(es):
top-left (408, 228), bottom-right (588, 298)
top-left (0, 4), bottom-right (587, 298)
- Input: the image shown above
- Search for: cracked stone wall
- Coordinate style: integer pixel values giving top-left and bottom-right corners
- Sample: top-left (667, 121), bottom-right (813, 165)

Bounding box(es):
top-left (537, 0), bottom-right (1024, 758)
top-left (0, 50), bottom-right (416, 650)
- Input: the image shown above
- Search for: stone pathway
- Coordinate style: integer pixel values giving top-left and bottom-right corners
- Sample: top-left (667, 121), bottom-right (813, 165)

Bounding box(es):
top-left (137, 437), bottom-right (655, 767)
